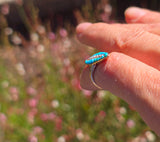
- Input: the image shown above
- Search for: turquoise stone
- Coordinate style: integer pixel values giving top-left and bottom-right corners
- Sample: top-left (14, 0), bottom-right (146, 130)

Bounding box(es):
top-left (85, 52), bottom-right (109, 65)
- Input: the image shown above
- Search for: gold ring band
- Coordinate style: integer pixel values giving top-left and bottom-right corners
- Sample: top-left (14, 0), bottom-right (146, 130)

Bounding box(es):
top-left (90, 64), bottom-right (102, 89)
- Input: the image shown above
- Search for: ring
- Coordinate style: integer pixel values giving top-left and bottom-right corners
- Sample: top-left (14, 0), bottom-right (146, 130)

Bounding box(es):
top-left (85, 52), bottom-right (109, 89)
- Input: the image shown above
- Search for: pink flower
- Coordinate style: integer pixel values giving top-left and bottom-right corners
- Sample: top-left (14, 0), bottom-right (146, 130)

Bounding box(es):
top-left (55, 117), bottom-right (62, 131)
top-left (27, 87), bottom-right (37, 96)
top-left (40, 113), bottom-right (56, 121)
top-left (1, 4), bottom-right (10, 15)
top-left (0, 113), bottom-right (7, 126)
top-left (10, 87), bottom-right (19, 95)
top-left (28, 109), bottom-right (38, 123)
top-left (51, 43), bottom-right (59, 49)
top-left (40, 113), bottom-right (48, 121)
top-left (82, 89), bottom-right (92, 97)
top-left (99, 111), bottom-right (106, 117)
top-left (95, 111), bottom-right (106, 122)
top-left (28, 135), bottom-right (38, 142)
top-left (71, 78), bottom-right (81, 90)
top-left (28, 98), bottom-right (38, 108)
top-left (11, 94), bottom-right (19, 101)
top-left (59, 29), bottom-right (68, 38)
top-left (9, 87), bottom-right (19, 101)
top-left (126, 119), bottom-right (135, 128)
top-left (33, 126), bottom-right (43, 135)
top-left (48, 112), bottom-right (56, 120)
top-left (48, 32), bottom-right (56, 41)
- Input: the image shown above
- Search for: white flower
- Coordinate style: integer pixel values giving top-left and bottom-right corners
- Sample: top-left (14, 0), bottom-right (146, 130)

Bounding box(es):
top-left (15, 63), bottom-right (25, 75)
top-left (51, 100), bottom-right (59, 108)
top-left (57, 136), bottom-right (65, 142)
top-left (11, 35), bottom-right (22, 45)
top-left (37, 44), bottom-right (45, 53)
top-left (31, 33), bottom-right (39, 42)
top-left (132, 136), bottom-right (147, 142)
top-left (76, 131), bottom-right (84, 141)
top-left (104, 4), bottom-right (112, 14)
top-left (63, 39), bottom-right (71, 48)
top-left (119, 107), bottom-right (127, 115)
top-left (145, 131), bottom-right (156, 142)
top-left (37, 25), bottom-right (45, 34)
top-left (63, 58), bottom-right (70, 66)
top-left (98, 90), bottom-right (106, 99)
top-left (4, 27), bottom-right (13, 35)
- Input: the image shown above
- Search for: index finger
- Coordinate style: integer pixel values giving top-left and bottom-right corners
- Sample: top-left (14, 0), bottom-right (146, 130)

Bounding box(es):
top-left (76, 23), bottom-right (160, 70)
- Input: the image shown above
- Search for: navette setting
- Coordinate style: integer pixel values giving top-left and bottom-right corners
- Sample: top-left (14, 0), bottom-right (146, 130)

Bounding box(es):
top-left (85, 52), bottom-right (109, 65)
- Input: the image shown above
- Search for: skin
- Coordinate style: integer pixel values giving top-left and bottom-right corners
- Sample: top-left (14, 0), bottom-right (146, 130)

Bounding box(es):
top-left (76, 7), bottom-right (160, 135)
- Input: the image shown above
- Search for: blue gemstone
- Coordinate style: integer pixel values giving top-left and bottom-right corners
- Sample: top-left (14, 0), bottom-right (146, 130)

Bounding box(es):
top-left (85, 52), bottom-right (109, 65)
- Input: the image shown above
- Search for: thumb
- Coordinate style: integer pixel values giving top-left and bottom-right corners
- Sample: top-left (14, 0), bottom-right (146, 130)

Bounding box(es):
top-left (81, 52), bottom-right (160, 135)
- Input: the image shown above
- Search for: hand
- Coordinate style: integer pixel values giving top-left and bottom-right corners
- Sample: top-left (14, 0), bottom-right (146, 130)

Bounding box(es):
top-left (76, 7), bottom-right (160, 135)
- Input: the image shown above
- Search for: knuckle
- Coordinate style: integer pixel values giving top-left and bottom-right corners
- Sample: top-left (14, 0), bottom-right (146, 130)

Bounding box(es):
top-left (115, 28), bottom-right (146, 50)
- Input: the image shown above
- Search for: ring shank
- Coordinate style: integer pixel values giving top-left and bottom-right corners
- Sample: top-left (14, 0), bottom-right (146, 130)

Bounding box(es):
top-left (90, 64), bottom-right (102, 89)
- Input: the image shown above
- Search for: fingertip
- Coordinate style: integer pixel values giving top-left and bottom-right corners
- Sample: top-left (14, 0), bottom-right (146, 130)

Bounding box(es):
top-left (125, 7), bottom-right (146, 23)
top-left (76, 22), bottom-right (92, 35)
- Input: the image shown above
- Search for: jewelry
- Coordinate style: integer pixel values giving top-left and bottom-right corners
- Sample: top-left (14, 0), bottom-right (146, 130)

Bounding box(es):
top-left (85, 52), bottom-right (109, 89)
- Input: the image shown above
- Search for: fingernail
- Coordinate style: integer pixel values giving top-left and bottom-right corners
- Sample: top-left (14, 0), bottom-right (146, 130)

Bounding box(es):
top-left (125, 7), bottom-right (146, 21)
top-left (76, 22), bottom-right (92, 34)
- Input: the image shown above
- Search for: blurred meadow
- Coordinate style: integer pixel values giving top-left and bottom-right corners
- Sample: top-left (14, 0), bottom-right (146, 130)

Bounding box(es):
top-left (0, 0), bottom-right (159, 141)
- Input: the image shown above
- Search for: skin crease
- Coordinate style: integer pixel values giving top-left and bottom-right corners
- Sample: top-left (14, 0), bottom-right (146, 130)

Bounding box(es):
top-left (76, 7), bottom-right (160, 135)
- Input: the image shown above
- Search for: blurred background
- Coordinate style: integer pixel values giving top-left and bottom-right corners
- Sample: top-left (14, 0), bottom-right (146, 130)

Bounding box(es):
top-left (0, 0), bottom-right (159, 141)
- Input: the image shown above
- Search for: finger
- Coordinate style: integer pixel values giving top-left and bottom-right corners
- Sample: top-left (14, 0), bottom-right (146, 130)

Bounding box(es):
top-left (81, 52), bottom-right (160, 135)
top-left (122, 23), bottom-right (160, 36)
top-left (76, 23), bottom-right (160, 70)
top-left (125, 7), bottom-right (160, 23)
top-left (106, 23), bottom-right (160, 36)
